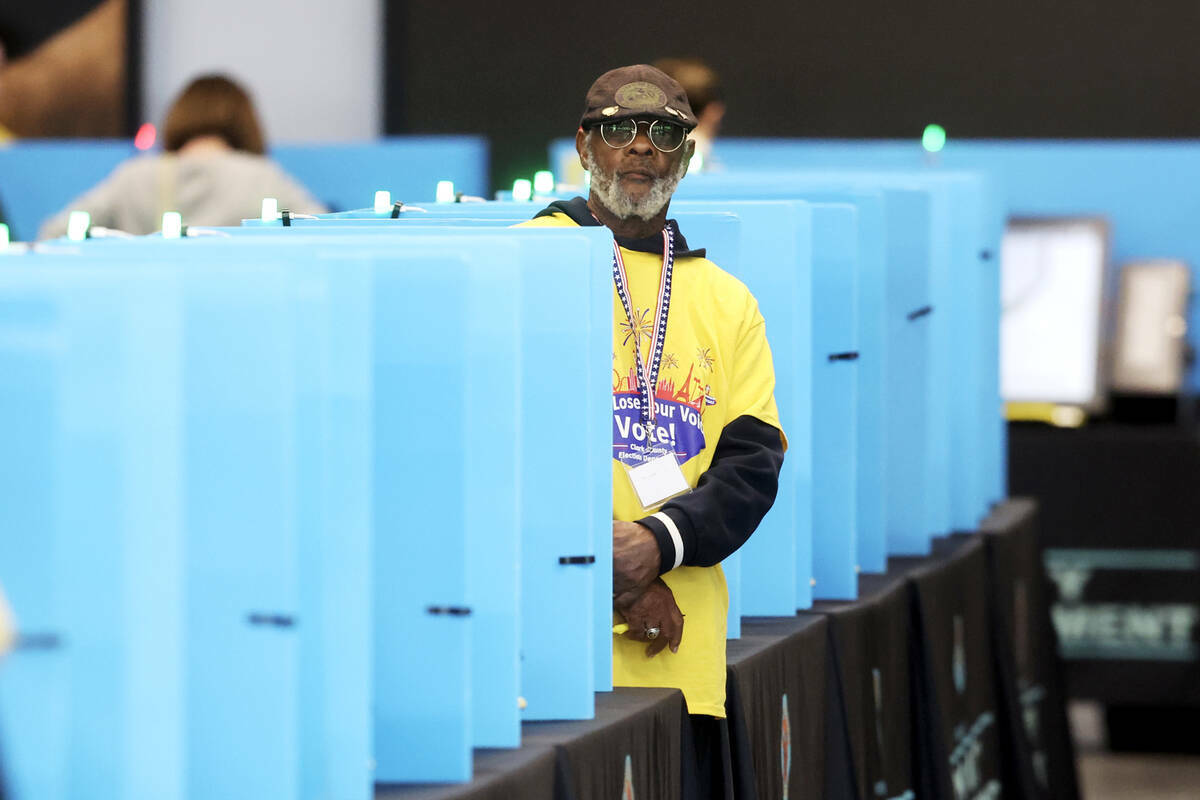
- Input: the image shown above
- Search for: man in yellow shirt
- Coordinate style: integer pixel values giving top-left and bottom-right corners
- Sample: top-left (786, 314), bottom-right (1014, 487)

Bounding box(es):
top-left (521, 64), bottom-right (785, 784)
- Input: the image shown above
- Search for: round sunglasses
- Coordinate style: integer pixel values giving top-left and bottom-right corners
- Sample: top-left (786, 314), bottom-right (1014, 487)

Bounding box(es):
top-left (597, 119), bottom-right (688, 153)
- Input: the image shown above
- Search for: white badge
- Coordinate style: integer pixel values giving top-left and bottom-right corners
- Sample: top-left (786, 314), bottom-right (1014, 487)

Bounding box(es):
top-left (624, 451), bottom-right (691, 511)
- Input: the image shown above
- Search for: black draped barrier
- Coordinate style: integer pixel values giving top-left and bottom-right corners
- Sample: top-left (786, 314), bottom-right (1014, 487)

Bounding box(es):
top-left (1009, 423), bottom-right (1200, 706)
top-left (377, 745), bottom-right (559, 800)
top-left (723, 615), bottom-right (845, 800)
top-left (903, 537), bottom-right (1005, 800)
top-left (522, 688), bottom-right (687, 800)
top-left (810, 573), bottom-right (918, 800)
top-left (378, 688), bottom-right (685, 800)
top-left (977, 500), bottom-right (1080, 800)
top-left (375, 500), bottom-right (1075, 800)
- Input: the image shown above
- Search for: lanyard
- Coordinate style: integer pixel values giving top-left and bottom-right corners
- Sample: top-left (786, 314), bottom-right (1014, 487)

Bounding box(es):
top-left (611, 226), bottom-right (675, 428)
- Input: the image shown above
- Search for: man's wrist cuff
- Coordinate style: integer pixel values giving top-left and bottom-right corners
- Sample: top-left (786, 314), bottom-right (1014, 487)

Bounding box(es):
top-left (638, 510), bottom-right (686, 574)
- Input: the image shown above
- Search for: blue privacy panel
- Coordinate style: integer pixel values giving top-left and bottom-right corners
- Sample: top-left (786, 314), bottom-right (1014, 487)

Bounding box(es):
top-left (676, 175), bottom-right (933, 558)
top-left (875, 188), bottom-right (932, 556)
top-left (672, 200), bottom-right (814, 612)
top-left (366, 242), bottom-right (521, 751)
top-left (178, 247), bottom-right (370, 797)
top-left (784, 190), bottom-right (888, 575)
top-left (288, 258), bottom-right (373, 797)
top-left (271, 137), bottom-right (489, 212)
top-left (224, 223), bottom-right (614, 700)
top-left (689, 190), bottom-right (886, 576)
top-left (241, 227), bottom-right (608, 713)
top-left (369, 231), bottom-right (601, 721)
top-left (370, 252), bottom-right (477, 782)
top-left (0, 274), bottom-right (70, 799)
top-left (803, 171), bottom-right (997, 535)
top-left (0, 264), bottom-right (186, 800)
top-left (741, 162), bottom-right (999, 529)
top-left (0, 242), bottom-right (390, 797)
top-left (681, 201), bottom-right (858, 601)
top-left (238, 227), bottom-right (609, 712)
top-left (810, 205), bottom-right (859, 600)
top-left (665, 210), bottom-right (750, 631)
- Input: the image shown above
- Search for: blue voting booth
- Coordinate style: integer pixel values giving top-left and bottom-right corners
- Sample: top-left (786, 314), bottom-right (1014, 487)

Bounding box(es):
top-left (675, 175), bottom-right (936, 560)
top-left (0, 224), bottom-right (609, 790)
top-left (228, 222), bottom-right (614, 717)
top-left (710, 137), bottom-right (1200, 381)
top-left (677, 201), bottom-right (817, 609)
top-left (0, 245), bottom-right (377, 798)
top-left (0, 140), bottom-right (1009, 791)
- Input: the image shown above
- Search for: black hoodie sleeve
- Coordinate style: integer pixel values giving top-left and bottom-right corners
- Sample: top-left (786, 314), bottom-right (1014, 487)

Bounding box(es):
top-left (636, 414), bottom-right (784, 573)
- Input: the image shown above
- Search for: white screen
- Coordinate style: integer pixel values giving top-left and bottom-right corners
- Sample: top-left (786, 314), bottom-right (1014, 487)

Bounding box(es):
top-left (1001, 220), bottom-right (1108, 407)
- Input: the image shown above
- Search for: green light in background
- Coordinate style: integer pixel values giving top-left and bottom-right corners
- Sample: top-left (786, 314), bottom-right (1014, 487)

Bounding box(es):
top-left (512, 179), bottom-right (533, 202)
top-left (922, 124), bottom-right (946, 153)
top-left (161, 212), bottom-right (183, 239)
top-left (67, 211), bottom-right (91, 241)
top-left (533, 171), bottom-right (554, 194)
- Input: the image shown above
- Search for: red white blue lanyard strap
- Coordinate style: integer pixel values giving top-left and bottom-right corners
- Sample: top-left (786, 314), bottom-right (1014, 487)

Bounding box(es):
top-left (611, 226), bottom-right (675, 428)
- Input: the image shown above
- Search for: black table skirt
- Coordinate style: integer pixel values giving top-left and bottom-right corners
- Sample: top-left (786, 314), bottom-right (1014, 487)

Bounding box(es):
top-left (811, 570), bottom-right (918, 800)
top-left (373, 500), bottom-right (1075, 800)
top-left (724, 614), bottom-right (839, 800)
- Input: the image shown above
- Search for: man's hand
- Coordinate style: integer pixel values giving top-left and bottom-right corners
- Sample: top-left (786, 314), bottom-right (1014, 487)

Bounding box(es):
top-left (614, 578), bottom-right (684, 657)
top-left (613, 520), bottom-right (662, 600)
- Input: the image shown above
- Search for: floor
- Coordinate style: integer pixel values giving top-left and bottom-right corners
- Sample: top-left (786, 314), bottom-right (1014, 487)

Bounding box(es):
top-left (1071, 703), bottom-right (1200, 800)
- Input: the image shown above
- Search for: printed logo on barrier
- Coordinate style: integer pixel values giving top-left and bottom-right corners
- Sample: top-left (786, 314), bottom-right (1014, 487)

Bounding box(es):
top-left (872, 667), bottom-right (888, 797)
top-left (613, 344), bottom-right (716, 467)
top-left (953, 615), bottom-right (967, 695)
top-left (1014, 580), bottom-right (1032, 680)
top-left (781, 693), bottom-right (792, 799)
top-left (622, 754), bottom-right (635, 800)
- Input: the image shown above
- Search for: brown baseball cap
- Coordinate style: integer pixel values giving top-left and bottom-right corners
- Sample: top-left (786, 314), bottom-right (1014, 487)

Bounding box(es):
top-left (579, 64), bottom-right (698, 130)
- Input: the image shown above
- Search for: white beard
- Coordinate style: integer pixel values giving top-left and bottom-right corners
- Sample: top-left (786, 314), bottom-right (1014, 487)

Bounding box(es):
top-left (582, 139), bottom-right (689, 222)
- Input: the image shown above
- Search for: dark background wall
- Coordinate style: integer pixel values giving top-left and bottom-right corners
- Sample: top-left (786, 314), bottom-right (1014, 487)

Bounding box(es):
top-left (387, 0), bottom-right (1200, 191)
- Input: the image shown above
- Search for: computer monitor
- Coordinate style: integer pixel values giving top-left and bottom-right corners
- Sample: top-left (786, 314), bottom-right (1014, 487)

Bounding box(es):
top-left (1001, 216), bottom-right (1111, 412)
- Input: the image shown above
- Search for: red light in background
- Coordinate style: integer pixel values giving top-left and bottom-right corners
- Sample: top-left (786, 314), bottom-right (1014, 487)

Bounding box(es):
top-left (134, 123), bottom-right (156, 151)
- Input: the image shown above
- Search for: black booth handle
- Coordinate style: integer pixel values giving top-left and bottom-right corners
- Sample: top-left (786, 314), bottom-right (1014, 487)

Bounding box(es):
top-left (827, 351), bottom-right (860, 362)
top-left (907, 305), bottom-right (933, 322)
top-left (246, 613), bottom-right (296, 628)
top-left (14, 632), bottom-right (64, 651)
top-left (558, 555), bottom-right (596, 566)
top-left (426, 606), bottom-right (473, 617)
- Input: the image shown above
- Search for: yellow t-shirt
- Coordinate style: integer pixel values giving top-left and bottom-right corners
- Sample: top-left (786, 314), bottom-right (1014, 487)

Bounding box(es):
top-left (519, 210), bottom-right (782, 717)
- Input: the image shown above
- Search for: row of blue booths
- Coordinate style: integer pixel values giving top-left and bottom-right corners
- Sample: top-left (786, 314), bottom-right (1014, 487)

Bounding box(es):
top-left (0, 145), bottom-right (1008, 795)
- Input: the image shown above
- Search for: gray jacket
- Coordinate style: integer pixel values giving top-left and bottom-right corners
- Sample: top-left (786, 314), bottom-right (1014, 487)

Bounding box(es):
top-left (38, 151), bottom-right (327, 239)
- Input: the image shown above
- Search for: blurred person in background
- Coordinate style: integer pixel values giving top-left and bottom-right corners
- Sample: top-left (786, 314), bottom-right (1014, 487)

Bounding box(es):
top-left (0, 0), bottom-right (128, 138)
top-left (39, 74), bottom-right (325, 238)
top-left (652, 57), bottom-right (725, 172)
top-left (0, 583), bottom-right (13, 655)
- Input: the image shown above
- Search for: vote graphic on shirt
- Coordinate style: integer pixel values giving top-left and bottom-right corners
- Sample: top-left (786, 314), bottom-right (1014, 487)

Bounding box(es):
top-left (612, 345), bottom-right (717, 467)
